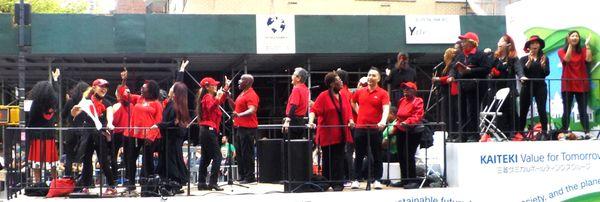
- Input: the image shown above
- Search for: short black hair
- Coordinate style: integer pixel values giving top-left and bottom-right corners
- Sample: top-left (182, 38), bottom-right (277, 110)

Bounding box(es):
top-left (324, 71), bottom-right (338, 88)
top-left (143, 80), bottom-right (160, 100)
top-left (336, 68), bottom-right (349, 86)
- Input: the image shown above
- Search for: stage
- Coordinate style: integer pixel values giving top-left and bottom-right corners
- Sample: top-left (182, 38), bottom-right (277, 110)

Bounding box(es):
top-left (8, 182), bottom-right (460, 202)
top-left (6, 138), bottom-right (600, 201)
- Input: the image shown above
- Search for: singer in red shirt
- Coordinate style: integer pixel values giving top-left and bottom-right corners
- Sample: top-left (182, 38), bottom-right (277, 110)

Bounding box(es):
top-left (350, 67), bottom-right (390, 190)
top-left (558, 30), bottom-right (593, 135)
top-left (308, 72), bottom-right (354, 191)
top-left (283, 67), bottom-right (310, 139)
top-left (232, 74), bottom-right (259, 183)
top-left (196, 76), bottom-right (230, 191)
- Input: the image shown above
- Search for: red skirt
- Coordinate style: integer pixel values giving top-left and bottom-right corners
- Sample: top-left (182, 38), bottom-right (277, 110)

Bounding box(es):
top-left (28, 139), bottom-right (59, 162)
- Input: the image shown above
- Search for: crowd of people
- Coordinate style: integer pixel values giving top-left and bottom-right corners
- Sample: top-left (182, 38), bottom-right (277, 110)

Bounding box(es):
top-left (19, 30), bottom-right (595, 195)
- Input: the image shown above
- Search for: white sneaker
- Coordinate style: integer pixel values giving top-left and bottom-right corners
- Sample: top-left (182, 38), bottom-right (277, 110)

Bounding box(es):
top-left (373, 180), bottom-right (382, 190)
top-left (343, 181), bottom-right (352, 187)
top-left (350, 181), bottom-right (360, 189)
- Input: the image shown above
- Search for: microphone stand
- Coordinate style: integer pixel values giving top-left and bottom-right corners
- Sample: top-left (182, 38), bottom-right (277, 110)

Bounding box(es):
top-left (426, 61), bottom-right (444, 111)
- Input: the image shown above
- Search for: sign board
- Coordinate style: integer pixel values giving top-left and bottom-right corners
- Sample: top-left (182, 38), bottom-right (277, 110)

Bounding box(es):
top-left (405, 15), bottom-right (461, 44)
top-left (256, 15), bottom-right (296, 54)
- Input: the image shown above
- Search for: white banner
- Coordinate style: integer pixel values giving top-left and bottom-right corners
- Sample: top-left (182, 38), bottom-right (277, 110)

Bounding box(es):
top-left (405, 15), bottom-right (461, 44)
top-left (447, 141), bottom-right (600, 201)
top-left (256, 15), bottom-right (296, 54)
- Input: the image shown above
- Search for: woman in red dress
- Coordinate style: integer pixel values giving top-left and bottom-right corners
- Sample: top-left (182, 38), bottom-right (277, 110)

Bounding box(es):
top-left (308, 72), bottom-right (354, 191)
top-left (27, 69), bottom-right (61, 183)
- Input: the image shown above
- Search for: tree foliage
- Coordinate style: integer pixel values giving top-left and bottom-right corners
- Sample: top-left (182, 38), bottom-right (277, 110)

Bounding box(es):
top-left (0, 0), bottom-right (89, 14)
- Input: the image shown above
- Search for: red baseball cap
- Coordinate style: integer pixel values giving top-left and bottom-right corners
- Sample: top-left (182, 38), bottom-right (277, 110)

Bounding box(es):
top-left (401, 82), bottom-right (418, 90)
top-left (459, 32), bottom-right (479, 46)
top-left (92, 79), bottom-right (109, 87)
top-left (200, 77), bottom-right (220, 88)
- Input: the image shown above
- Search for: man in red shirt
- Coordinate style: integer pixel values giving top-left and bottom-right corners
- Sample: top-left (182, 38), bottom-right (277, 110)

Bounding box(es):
top-left (350, 67), bottom-right (390, 190)
top-left (232, 74), bottom-right (259, 183)
top-left (282, 67), bottom-right (310, 140)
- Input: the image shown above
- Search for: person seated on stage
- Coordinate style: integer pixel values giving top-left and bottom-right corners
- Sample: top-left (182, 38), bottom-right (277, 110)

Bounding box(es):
top-left (390, 82), bottom-right (424, 189)
top-left (282, 67), bottom-right (310, 140)
top-left (308, 71), bottom-right (355, 191)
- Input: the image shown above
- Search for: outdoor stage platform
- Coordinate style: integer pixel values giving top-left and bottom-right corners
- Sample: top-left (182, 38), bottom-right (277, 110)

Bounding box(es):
top-left (7, 137), bottom-right (600, 201)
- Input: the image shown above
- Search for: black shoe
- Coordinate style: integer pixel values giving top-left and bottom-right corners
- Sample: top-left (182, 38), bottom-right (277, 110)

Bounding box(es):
top-left (403, 182), bottom-right (420, 189)
top-left (208, 184), bottom-right (223, 191)
top-left (390, 182), bottom-right (404, 187)
top-left (197, 183), bottom-right (209, 190)
top-left (332, 185), bottom-right (344, 192)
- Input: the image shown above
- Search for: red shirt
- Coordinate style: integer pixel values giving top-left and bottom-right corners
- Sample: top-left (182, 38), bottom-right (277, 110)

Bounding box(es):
top-left (558, 47), bottom-right (590, 92)
top-left (234, 88), bottom-right (259, 128)
top-left (112, 103), bottom-right (131, 134)
top-left (198, 93), bottom-right (227, 133)
top-left (286, 83), bottom-right (309, 118)
top-left (352, 86), bottom-right (390, 128)
top-left (439, 76), bottom-right (459, 95)
top-left (395, 96), bottom-right (424, 132)
top-left (311, 90), bottom-right (354, 146)
top-left (127, 98), bottom-right (163, 141)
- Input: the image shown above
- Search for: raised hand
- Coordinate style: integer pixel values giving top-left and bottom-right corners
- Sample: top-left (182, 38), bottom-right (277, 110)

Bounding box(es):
top-left (179, 60), bottom-right (190, 72)
top-left (52, 68), bottom-right (60, 81)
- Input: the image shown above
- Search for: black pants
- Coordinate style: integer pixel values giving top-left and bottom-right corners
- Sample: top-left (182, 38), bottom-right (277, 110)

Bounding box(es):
top-left (397, 130), bottom-right (421, 184)
top-left (459, 85), bottom-right (487, 141)
top-left (78, 130), bottom-right (115, 187)
top-left (561, 92), bottom-right (590, 133)
top-left (235, 127), bottom-right (256, 181)
top-left (343, 136), bottom-right (354, 181)
top-left (198, 126), bottom-right (222, 186)
top-left (123, 136), bottom-right (142, 190)
top-left (141, 139), bottom-right (161, 178)
top-left (519, 84), bottom-right (548, 132)
top-left (492, 82), bottom-right (518, 137)
top-left (110, 133), bottom-right (126, 185)
top-left (288, 117), bottom-right (306, 140)
top-left (322, 143), bottom-right (345, 187)
top-left (63, 130), bottom-right (79, 177)
top-left (353, 128), bottom-right (382, 181)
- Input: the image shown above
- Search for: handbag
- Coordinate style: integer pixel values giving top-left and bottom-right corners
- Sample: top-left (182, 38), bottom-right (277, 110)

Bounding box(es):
top-left (46, 177), bottom-right (75, 198)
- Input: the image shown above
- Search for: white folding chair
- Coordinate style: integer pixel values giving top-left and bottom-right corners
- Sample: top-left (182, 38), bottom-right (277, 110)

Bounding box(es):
top-left (479, 87), bottom-right (510, 141)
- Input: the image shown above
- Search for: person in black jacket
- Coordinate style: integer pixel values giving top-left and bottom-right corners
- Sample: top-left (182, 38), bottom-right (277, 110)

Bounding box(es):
top-left (488, 34), bottom-right (525, 140)
top-left (384, 52), bottom-right (416, 105)
top-left (448, 32), bottom-right (492, 142)
top-left (61, 81), bottom-right (90, 177)
top-left (153, 61), bottom-right (190, 192)
top-left (518, 35), bottom-right (550, 140)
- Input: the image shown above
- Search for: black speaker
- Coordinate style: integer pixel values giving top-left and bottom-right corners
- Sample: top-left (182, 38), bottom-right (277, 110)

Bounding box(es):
top-left (284, 139), bottom-right (312, 192)
top-left (13, 3), bottom-right (31, 25)
top-left (257, 139), bottom-right (284, 183)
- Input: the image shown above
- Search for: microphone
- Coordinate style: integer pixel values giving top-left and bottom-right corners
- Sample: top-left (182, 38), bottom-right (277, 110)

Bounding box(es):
top-left (432, 61), bottom-right (444, 71)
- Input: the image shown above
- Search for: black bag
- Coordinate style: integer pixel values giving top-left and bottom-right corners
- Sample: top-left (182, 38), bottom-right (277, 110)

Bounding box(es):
top-left (140, 175), bottom-right (178, 197)
top-left (24, 182), bottom-right (49, 196)
top-left (417, 120), bottom-right (434, 149)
